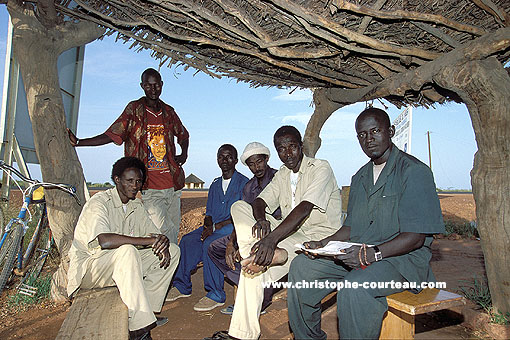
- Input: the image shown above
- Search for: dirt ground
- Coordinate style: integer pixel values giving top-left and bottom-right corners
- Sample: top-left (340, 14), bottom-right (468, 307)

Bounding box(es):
top-left (0, 192), bottom-right (487, 339)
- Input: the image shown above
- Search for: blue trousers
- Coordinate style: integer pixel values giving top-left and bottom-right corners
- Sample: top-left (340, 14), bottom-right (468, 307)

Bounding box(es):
top-left (288, 254), bottom-right (406, 340)
top-left (173, 225), bottom-right (233, 303)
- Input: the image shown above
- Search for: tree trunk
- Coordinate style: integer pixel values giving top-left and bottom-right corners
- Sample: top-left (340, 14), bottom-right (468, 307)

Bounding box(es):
top-left (7, 2), bottom-right (103, 300)
top-left (429, 57), bottom-right (510, 315)
top-left (303, 88), bottom-right (343, 157)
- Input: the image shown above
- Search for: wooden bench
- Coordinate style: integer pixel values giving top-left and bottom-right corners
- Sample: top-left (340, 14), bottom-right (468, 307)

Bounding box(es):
top-left (56, 287), bottom-right (128, 340)
top-left (379, 288), bottom-right (466, 339)
top-left (321, 288), bottom-right (465, 339)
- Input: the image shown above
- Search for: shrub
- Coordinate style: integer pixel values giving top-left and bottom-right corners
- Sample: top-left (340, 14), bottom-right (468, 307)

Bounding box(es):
top-left (444, 219), bottom-right (479, 238)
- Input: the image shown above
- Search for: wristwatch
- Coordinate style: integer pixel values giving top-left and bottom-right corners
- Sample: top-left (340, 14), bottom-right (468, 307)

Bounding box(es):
top-left (373, 245), bottom-right (382, 261)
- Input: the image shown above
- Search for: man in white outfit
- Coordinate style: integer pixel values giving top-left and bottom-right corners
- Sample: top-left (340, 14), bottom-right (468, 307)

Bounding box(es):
top-left (67, 156), bottom-right (180, 340)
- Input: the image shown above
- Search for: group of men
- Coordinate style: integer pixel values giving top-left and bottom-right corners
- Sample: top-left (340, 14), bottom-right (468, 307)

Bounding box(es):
top-left (67, 68), bottom-right (444, 340)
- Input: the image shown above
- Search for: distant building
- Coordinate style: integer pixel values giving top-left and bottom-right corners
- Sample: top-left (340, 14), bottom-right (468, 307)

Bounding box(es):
top-left (185, 173), bottom-right (205, 189)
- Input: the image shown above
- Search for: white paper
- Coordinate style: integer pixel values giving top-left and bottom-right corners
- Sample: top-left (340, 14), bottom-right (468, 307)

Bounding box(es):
top-left (295, 241), bottom-right (369, 256)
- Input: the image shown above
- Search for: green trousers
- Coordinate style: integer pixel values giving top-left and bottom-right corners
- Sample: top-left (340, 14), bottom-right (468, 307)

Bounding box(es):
top-left (287, 254), bottom-right (406, 339)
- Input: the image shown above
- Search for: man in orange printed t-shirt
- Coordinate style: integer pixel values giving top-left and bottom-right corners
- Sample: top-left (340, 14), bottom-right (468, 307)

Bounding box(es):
top-left (68, 68), bottom-right (189, 244)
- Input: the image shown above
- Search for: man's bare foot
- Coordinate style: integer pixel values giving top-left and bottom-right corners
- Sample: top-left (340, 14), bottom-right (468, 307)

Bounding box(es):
top-left (241, 248), bottom-right (288, 275)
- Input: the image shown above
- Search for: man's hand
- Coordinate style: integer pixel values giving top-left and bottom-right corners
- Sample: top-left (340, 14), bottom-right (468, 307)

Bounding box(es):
top-left (151, 234), bottom-right (169, 256)
top-left (174, 153), bottom-right (187, 165)
top-left (150, 234), bottom-right (172, 268)
top-left (225, 239), bottom-right (240, 270)
top-left (158, 248), bottom-right (172, 269)
top-left (252, 219), bottom-right (271, 239)
top-left (302, 240), bottom-right (324, 259)
top-left (201, 225), bottom-right (214, 241)
top-left (67, 128), bottom-right (78, 146)
top-left (334, 245), bottom-right (362, 269)
top-left (250, 236), bottom-right (277, 267)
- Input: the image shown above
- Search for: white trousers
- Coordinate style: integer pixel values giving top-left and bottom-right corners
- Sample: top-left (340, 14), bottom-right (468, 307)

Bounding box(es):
top-left (80, 244), bottom-right (180, 331)
top-left (228, 201), bottom-right (311, 339)
top-left (142, 188), bottom-right (182, 244)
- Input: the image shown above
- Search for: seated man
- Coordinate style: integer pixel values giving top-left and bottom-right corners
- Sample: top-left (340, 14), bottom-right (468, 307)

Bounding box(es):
top-left (67, 157), bottom-right (180, 340)
top-left (208, 126), bottom-right (342, 340)
top-left (287, 107), bottom-right (445, 339)
top-left (166, 144), bottom-right (249, 311)
top-left (207, 142), bottom-right (281, 315)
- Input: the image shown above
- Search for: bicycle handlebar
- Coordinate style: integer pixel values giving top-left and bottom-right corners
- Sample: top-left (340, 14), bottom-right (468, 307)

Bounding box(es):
top-left (0, 160), bottom-right (81, 206)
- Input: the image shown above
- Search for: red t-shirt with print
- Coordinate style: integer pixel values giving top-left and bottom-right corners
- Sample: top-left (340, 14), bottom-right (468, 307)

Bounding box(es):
top-left (145, 107), bottom-right (174, 189)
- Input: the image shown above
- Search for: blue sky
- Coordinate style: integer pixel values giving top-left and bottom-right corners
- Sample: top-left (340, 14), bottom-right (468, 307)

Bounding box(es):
top-left (0, 7), bottom-right (477, 189)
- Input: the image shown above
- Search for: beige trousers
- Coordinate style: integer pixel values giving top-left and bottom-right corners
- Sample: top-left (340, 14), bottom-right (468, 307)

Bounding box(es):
top-left (228, 201), bottom-right (311, 339)
top-left (142, 188), bottom-right (181, 244)
top-left (80, 243), bottom-right (180, 331)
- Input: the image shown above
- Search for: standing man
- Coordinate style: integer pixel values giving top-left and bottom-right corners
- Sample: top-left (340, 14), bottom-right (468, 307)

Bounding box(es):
top-left (207, 142), bottom-right (281, 315)
top-left (287, 107), bottom-right (445, 339)
top-left (67, 157), bottom-right (180, 340)
top-left (166, 144), bottom-right (249, 312)
top-left (207, 126), bottom-right (342, 340)
top-left (68, 68), bottom-right (189, 244)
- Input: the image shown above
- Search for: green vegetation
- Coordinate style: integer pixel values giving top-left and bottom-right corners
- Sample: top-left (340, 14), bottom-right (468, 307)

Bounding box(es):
top-left (489, 308), bottom-right (510, 325)
top-left (458, 276), bottom-right (510, 325)
top-left (437, 188), bottom-right (472, 192)
top-left (459, 275), bottom-right (491, 311)
top-left (8, 273), bottom-right (52, 307)
top-left (86, 181), bottom-right (113, 188)
top-left (443, 219), bottom-right (479, 238)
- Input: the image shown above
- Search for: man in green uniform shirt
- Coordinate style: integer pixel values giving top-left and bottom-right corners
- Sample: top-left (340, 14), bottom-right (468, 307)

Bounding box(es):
top-left (287, 107), bottom-right (445, 339)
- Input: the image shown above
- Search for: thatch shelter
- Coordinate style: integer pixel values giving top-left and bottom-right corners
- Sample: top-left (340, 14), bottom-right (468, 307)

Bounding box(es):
top-left (185, 173), bottom-right (205, 189)
top-left (3, 0), bottom-right (510, 314)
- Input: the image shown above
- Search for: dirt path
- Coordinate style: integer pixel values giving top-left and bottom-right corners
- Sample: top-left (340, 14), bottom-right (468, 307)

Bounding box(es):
top-left (0, 192), bottom-right (486, 339)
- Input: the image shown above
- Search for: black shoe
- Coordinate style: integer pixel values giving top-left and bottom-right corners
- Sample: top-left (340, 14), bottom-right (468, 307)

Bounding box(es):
top-left (129, 322), bottom-right (156, 340)
top-left (203, 330), bottom-right (239, 340)
top-left (156, 316), bottom-right (168, 327)
top-left (129, 330), bottom-right (152, 340)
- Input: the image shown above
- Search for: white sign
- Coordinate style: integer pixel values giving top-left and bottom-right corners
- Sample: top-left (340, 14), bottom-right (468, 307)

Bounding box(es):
top-left (0, 18), bottom-right (84, 164)
top-left (392, 106), bottom-right (412, 154)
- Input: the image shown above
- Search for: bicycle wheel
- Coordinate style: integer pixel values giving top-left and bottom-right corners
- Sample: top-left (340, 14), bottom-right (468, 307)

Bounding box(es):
top-left (0, 222), bottom-right (23, 293)
top-left (22, 204), bottom-right (48, 269)
top-left (21, 221), bottom-right (52, 288)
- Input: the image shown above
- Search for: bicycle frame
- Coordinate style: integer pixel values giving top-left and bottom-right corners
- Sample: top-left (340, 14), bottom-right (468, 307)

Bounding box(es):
top-left (0, 160), bottom-right (79, 293)
top-left (0, 189), bottom-right (35, 273)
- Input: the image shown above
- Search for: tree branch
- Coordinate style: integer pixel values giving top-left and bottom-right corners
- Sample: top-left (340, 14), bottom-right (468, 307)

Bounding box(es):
top-left (325, 26), bottom-right (510, 106)
top-left (412, 22), bottom-right (461, 48)
top-left (35, 0), bottom-right (61, 28)
top-left (471, 0), bottom-right (510, 26)
top-left (266, 0), bottom-right (440, 60)
top-left (332, 0), bottom-right (486, 36)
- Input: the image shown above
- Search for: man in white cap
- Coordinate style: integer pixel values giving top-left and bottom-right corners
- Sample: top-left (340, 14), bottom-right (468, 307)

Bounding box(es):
top-left (208, 142), bottom-right (281, 315)
top-left (205, 126), bottom-right (342, 340)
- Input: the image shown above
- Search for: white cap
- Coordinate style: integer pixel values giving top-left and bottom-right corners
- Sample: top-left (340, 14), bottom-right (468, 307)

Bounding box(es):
top-left (240, 142), bottom-right (270, 166)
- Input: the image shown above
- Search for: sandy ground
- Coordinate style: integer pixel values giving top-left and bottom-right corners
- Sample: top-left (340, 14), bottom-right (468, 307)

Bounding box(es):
top-left (0, 192), bottom-right (487, 339)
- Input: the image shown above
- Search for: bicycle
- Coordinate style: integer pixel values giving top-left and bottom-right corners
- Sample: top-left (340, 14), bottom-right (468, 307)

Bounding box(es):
top-left (0, 160), bottom-right (80, 295)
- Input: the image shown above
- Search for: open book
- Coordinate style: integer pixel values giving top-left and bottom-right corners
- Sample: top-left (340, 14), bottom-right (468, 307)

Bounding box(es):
top-left (295, 241), bottom-right (371, 256)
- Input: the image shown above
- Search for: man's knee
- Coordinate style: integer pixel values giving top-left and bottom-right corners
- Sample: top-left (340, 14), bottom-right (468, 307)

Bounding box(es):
top-left (113, 245), bottom-right (142, 270)
top-left (288, 254), bottom-right (309, 281)
top-left (117, 244), bottom-right (139, 258)
top-left (231, 200), bottom-right (252, 220)
top-left (207, 239), bottom-right (220, 258)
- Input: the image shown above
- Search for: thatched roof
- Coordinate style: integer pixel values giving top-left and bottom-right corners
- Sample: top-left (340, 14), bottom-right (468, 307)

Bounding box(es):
top-left (185, 173), bottom-right (205, 184)
top-left (56, 0), bottom-right (510, 109)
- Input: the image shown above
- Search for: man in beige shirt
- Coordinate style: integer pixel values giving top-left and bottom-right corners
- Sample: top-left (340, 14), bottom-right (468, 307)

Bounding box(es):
top-left (207, 126), bottom-right (342, 340)
top-left (67, 157), bottom-right (180, 340)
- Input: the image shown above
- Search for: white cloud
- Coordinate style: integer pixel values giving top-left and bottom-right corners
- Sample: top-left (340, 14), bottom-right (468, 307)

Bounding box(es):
top-left (281, 112), bottom-right (312, 126)
top-left (273, 88), bottom-right (313, 102)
